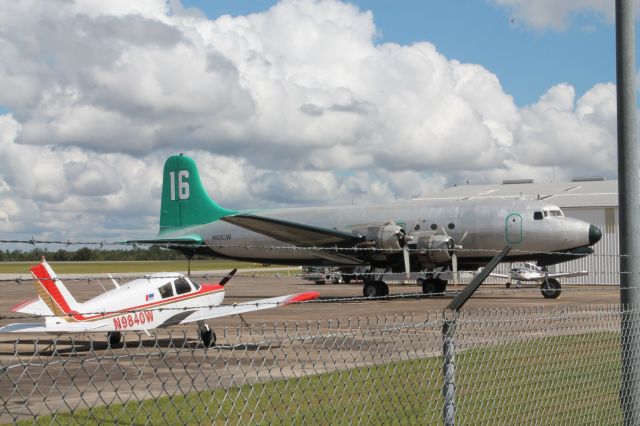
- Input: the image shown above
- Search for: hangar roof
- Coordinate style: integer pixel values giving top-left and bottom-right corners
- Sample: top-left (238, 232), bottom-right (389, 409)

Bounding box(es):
top-left (417, 179), bottom-right (618, 208)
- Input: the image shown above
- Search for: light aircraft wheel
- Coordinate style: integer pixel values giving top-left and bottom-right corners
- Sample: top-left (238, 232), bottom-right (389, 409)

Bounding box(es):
top-left (506, 282), bottom-right (511, 289)
top-left (107, 332), bottom-right (122, 347)
top-left (200, 326), bottom-right (216, 348)
top-left (435, 279), bottom-right (447, 295)
top-left (343, 276), bottom-right (352, 284)
top-left (540, 278), bottom-right (561, 299)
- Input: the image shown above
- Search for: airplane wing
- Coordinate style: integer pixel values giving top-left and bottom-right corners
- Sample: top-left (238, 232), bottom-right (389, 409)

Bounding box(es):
top-left (489, 273), bottom-right (510, 279)
top-left (0, 321), bottom-right (109, 333)
top-left (221, 214), bottom-right (363, 247)
top-left (549, 271), bottom-right (588, 279)
top-left (179, 291), bottom-right (320, 324)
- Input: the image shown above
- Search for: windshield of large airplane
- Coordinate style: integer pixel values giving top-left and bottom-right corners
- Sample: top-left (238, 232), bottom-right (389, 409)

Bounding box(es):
top-left (543, 208), bottom-right (564, 217)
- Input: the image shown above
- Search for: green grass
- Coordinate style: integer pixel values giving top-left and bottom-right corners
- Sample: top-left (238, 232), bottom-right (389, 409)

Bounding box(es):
top-left (0, 260), bottom-right (277, 274)
top-left (23, 332), bottom-right (623, 425)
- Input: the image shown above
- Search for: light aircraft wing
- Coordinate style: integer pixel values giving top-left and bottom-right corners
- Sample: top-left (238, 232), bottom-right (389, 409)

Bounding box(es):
top-left (179, 291), bottom-right (320, 324)
top-left (222, 214), bottom-right (362, 247)
top-left (549, 271), bottom-right (588, 279)
top-left (489, 273), bottom-right (510, 279)
top-left (0, 321), bottom-right (109, 333)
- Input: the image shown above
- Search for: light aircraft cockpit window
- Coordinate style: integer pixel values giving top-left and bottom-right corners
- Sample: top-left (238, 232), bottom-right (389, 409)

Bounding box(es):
top-left (189, 278), bottom-right (200, 290)
top-left (159, 282), bottom-right (174, 299)
top-left (174, 277), bottom-right (192, 295)
top-left (534, 211), bottom-right (543, 220)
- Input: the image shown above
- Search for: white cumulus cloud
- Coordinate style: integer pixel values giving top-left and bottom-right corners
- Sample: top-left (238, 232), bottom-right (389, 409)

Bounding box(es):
top-left (0, 0), bottom-right (621, 244)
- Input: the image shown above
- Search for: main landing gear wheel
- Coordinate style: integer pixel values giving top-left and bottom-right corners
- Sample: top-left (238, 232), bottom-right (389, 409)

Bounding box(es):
top-left (419, 278), bottom-right (446, 297)
top-left (540, 278), bottom-right (561, 299)
top-left (107, 332), bottom-right (122, 347)
top-left (363, 281), bottom-right (389, 297)
top-left (199, 325), bottom-right (216, 348)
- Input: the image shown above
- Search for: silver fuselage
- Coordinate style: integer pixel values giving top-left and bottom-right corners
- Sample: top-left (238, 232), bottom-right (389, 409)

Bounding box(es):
top-left (181, 198), bottom-right (595, 268)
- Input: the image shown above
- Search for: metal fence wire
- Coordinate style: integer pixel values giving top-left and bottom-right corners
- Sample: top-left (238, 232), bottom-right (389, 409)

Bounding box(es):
top-left (0, 304), bottom-right (629, 425)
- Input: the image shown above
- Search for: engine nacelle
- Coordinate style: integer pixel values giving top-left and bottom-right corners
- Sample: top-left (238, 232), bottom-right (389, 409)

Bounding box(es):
top-left (415, 234), bottom-right (454, 267)
top-left (352, 223), bottom-right (404, 253)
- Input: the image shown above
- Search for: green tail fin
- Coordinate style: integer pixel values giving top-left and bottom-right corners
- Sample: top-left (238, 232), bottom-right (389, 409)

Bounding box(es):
top-left (159, 154), bottom-right (236, 231)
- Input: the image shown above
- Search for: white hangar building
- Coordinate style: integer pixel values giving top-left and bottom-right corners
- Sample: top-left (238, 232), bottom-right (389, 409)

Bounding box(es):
top-left (420, 178), bottom-right (619, 285)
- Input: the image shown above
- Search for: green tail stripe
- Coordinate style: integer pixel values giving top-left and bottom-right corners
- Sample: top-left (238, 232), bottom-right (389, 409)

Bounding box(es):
top-left (159, 155), bottom-right (237, 231)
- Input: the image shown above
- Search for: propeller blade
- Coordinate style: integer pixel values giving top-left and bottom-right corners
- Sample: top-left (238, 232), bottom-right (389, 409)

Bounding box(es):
top-left (459, 230), bottom-right (469, 244)
top-left (403, 246), bottom-right (411, 279)
top-left (452, 252), bottom-right (458, 283)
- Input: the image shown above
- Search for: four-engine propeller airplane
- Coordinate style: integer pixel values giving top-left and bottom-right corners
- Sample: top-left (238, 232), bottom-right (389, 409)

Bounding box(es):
top-left (0, 260), bottom-right (319, 346)
top-left (131, 154), bottom-right (602, 299)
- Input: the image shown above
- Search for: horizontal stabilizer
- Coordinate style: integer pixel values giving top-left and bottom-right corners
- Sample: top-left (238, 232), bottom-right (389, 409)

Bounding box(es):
top-left (126, 234), bottom-right (204, 246)
top-left (180, 291), bottom-right (320, 324)
top-left (11, 298), bottom-right (54, 316)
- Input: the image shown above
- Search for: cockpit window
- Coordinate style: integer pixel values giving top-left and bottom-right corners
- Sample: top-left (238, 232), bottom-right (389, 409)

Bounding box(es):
top-left (174, 277), bottom-right (192, 295)
top-left (542, 209), bottom-right (564, 218)
top-left (158, 282), bottom-right (174, 299)
top-left (534, 211), bottom-right (543, 220)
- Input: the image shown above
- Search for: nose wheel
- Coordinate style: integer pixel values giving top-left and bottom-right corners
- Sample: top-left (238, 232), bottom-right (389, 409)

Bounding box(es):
top-left (198, 323), bottom-right (216, 347)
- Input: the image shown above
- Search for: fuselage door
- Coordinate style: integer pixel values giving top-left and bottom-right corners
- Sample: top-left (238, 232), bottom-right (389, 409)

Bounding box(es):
top-left (505, 213), bottom-right (523, 244)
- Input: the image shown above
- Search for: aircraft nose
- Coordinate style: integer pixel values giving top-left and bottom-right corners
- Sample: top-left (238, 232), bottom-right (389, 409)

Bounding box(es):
top-left (589, 224), bottom-right (602, 245)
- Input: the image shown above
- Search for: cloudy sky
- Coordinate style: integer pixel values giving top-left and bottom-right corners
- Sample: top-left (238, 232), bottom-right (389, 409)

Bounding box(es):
top-left (0, 0), bottom-right (632, 244)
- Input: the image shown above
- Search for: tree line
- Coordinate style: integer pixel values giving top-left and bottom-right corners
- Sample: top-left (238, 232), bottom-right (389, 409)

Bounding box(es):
top-left (0, 246), bottom-right (194, 262)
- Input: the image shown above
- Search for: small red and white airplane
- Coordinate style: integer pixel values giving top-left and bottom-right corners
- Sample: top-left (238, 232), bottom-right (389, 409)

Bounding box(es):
top-left (0, 260), bottom-right (320, 346)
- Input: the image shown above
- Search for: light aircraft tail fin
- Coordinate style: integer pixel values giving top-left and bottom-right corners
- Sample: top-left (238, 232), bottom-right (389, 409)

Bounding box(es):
top-left (160, 154), bottom-right (237, 231)
top-left (30, 260), bottom-right (81, 317)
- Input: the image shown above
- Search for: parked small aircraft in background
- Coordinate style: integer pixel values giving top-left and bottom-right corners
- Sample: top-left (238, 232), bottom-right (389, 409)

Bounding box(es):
top-left (491, 262), bottom-right (588, 297)
top-left (0, 260), bottom-right (319, 346)
top-left (130, 154), bottom-right (602, 299)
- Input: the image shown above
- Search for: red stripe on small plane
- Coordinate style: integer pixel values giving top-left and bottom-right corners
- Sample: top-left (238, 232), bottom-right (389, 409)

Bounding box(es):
top-left (283, 291), bottom-right (320, 305)
top-left (31, 263), bottom-right (73, 314)
top-left (70, 283), bottom-right (226, 322)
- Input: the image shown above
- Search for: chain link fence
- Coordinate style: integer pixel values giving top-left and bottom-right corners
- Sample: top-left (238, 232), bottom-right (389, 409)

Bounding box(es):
top-left (0, 303), bottom-right (629, 425)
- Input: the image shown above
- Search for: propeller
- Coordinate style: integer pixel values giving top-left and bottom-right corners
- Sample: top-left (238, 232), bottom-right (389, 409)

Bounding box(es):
top-left (386, 220), bottom-right (414, 279)
top-left (441, 227), bottom-right (468, 283)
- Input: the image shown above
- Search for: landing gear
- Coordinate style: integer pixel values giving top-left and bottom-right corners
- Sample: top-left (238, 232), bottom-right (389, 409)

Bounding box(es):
top-left (198, 323), bottom-right (216, 347)
top-left (541, 278), bottom-right (561, 299)
top-left (107, 332), bottom-right (122, 347)
top-left (418, 278), bottom-right (447, 296)
top-left (363, 280), bottom-right (389, 297)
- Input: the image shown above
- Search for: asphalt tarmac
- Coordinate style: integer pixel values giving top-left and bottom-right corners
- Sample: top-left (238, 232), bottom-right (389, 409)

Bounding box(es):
top-left (0, 271), bottom-right (621, 422)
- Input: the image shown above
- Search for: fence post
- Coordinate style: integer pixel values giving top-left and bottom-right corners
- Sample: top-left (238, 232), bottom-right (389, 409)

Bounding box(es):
top-left (616, 0), bottom-right (640, 423)
top-left (442, 313), bottom-right (457, 426)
